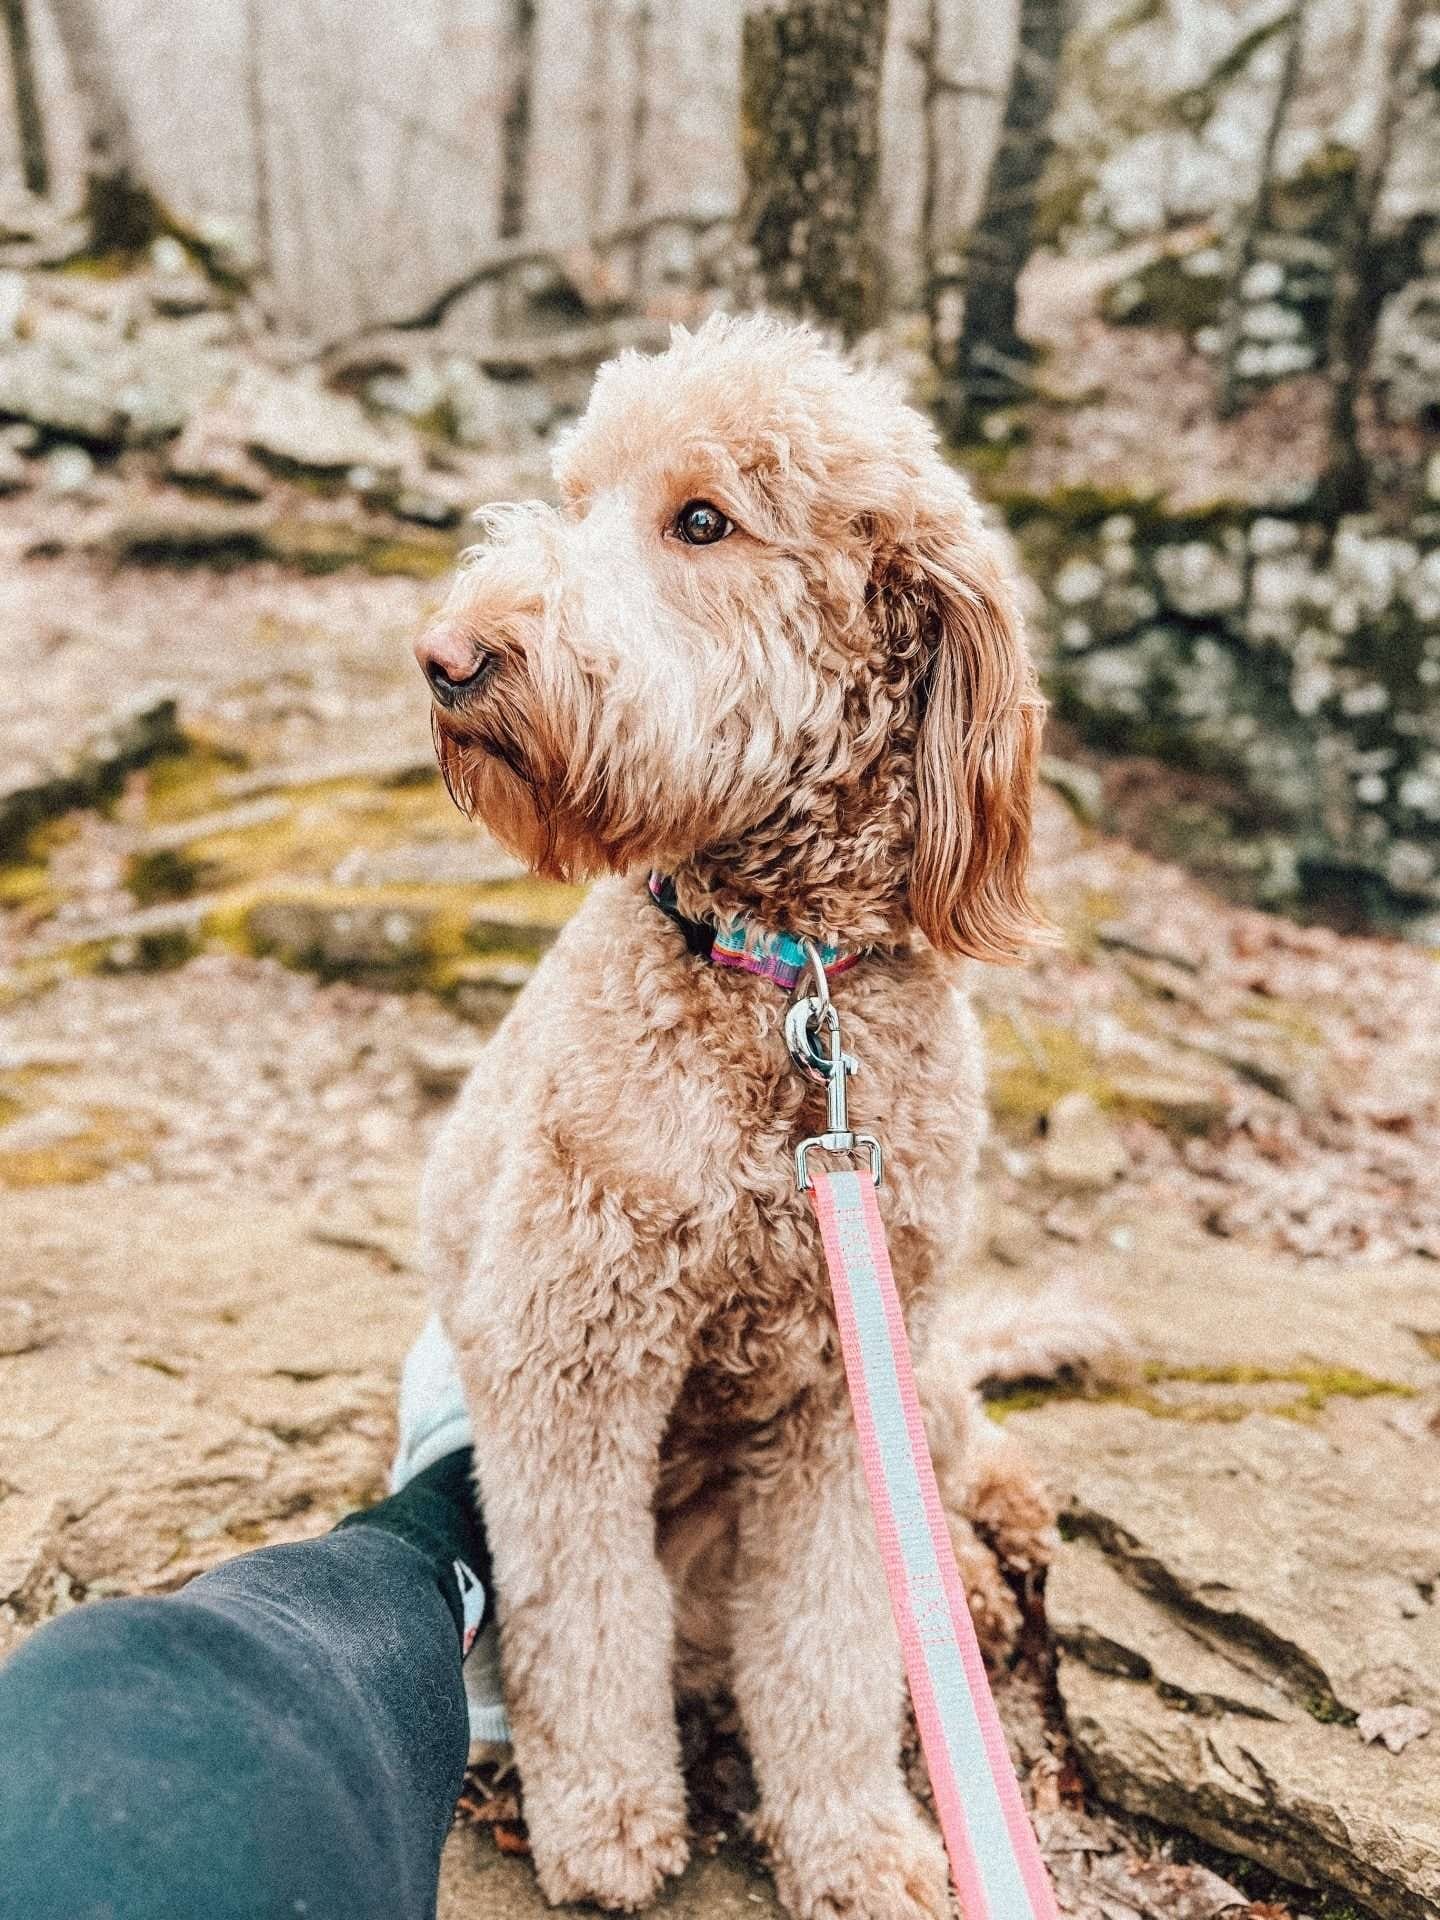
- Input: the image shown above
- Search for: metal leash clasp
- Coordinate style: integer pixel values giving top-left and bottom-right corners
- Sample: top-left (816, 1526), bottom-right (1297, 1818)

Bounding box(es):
top-left (785, 940), bottom-right (884, 1193)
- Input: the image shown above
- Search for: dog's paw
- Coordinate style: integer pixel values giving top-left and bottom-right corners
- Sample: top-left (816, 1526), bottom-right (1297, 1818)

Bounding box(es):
top-left (771, 1804), bottom-right (951, 1920)
top-left (532, 1793), bottom-right (690, 1913)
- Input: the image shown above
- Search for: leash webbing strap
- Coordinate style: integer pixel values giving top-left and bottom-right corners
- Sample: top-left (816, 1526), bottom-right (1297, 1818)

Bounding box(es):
top-left (810, 1168), bottom-right (1059, 1920)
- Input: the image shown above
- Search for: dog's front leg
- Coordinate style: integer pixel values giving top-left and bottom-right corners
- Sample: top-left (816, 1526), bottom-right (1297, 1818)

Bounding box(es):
top-left (468, 1343), bottom-right (690, 1911)
top-left (732, 1399), bottom-right (951, 1920)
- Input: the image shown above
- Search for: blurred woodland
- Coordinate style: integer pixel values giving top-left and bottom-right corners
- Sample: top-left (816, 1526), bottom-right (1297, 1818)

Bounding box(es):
top-left (2, 7), bottom-right (1440, 1920)
top-left (2, 0), bottom-right (1438, 930)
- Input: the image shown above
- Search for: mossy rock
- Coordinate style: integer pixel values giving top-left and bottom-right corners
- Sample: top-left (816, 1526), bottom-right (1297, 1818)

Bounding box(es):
top-left (1103, 253), bottom-right (1226, 335)
top-left (0, 1101), bottom-right (159, 1188)
top-left (987, 1359), bottom-right (1415, 1426)
top-left (0, 700), bottom-right (185, 861)
top-left (101, 511), bottom-right (458, 579)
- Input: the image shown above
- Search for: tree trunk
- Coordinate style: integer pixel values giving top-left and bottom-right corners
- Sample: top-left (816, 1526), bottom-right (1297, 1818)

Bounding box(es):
top-left (243, 0), bottom-right (272, 279)
top-left (950, 0), bottom-right (1064, 421)
top-left (2, 0), bottom-right (48, 196)
top-left (48, 0), bottom-right (158, 252)
top-left (1217, 1), bottom-right (1311, 420)
top-left (914, 0), bottom-right (942, 359)
top-left (498, 0), bottom-right (535, 240)
top-left (1321, 0), bottom-right (1423, 516)
top-left (738, 0), bottom-right (890, 342)
top-left (627, 0), bottom-right (654, 299)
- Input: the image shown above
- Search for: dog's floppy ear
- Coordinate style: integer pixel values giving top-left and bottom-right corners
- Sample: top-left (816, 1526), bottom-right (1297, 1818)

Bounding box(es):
top-left (888, 512), bottom-right (1046, 964)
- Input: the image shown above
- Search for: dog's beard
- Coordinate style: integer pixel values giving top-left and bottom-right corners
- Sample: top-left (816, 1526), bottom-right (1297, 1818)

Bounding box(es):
top-left (432, 694), bottom-right (632, 883)
top-left (430, 637), bottom-right (794, 882)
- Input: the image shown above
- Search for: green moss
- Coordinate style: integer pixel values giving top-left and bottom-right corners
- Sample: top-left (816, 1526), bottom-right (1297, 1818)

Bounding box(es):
top-left (989, 1381), bottom-right (1256, 1424)
top-left (111, 519), bottom-right (456, 581)
top-left (55, 250), bottom-right (133, 280)
top-left (0, 1102), bottom-right (156, 1187)
top-left (141, 745), bottom-right (247, 823)
top-left (413, 398), bottom-right (462, 444)
top-left (985, 1017), bottom-right (1105, 1127)
top-left (984, 1011), bottom-right (1217, 1137)
top-left (468, 879), bottom-right (591, 944)
top-left (0, 860), bottom-right (54, 909)
top-left (357, 536), bottom-right (456, 581)
top-left (264, 520), bottom-right (456, 580)
top-left (987, 1360), bottom-right (1415, 1425)
top-left (153, 775), bottom-right (466, 895)
top-left (987, 482), bottom-right (1165, 534)
top-left (1032, 170), bottom-right (1091, 251)
top-left (0, 702), bottom-right (185, 860)
top-left (125, 846), bottom-right (201, 904)
top-left (100, 927), bottom-right (199, 973)
top-left (1102, 254), bottom-right (1226, 335)
top-left (1237, 997), bottom-right (1327, 1049)
top-left (1161, 1360), bottom-right (1413, 1420)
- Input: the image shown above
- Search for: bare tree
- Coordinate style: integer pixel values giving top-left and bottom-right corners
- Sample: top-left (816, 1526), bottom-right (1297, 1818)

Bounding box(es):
top-left (738, 0), bottom-right (890, 341)
top-left (243, 0), bottom-right (273, 280)
top-left (1217, 1), bottom-right (1312, 419)
top-left (1322, 0), bottom-right (1424, 515)
top-left (626, 0), bottom-right (655, 300)
top-left (2, 0), bottom-right (48, 196)
top-left (950, 0), bottom-right (1065, 423)
top-left (914, 0), bottom-right (944, 356)
top-left (47, 0), bottom-right (158, 250)
top-left (908, 6), bottom-right (998, 367)
top-left (498, 0), bottom-right (535, 241)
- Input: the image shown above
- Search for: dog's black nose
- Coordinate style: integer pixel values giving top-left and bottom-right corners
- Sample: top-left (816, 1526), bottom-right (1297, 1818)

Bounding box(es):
top-left (414, 622), bottom-right (492, 708)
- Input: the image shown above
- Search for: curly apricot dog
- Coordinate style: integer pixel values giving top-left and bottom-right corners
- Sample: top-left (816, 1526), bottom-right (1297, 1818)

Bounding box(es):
top-left (417, 314), bottom-right (1059, 1918)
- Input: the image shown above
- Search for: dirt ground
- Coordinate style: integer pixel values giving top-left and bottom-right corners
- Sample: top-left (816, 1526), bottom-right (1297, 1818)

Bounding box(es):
top-left (2, 501), bottom-right (1438, 1917)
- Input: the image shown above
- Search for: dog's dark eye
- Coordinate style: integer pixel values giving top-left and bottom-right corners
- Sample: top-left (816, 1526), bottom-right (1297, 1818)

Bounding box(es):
top-left (674, 500), bottom-right (732, 547)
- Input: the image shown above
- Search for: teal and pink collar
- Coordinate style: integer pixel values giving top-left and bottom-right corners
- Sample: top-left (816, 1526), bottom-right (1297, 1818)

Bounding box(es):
top-left (648, 872), bottom-right (862, 992)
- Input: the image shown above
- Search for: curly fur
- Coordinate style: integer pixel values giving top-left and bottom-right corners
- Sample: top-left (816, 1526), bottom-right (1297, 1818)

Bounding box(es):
top-left (420, 314), bottom-right (1060, 1917)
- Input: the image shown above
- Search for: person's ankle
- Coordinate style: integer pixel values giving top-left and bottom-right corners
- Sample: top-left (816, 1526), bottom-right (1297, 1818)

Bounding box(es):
top-left (391, 1313), bottom-right (473, 1491)
top-left (338, 1449), bottom-right (490, 1648)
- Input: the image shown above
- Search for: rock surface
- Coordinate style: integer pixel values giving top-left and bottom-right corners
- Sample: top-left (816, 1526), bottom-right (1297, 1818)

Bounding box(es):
top-left (1042, 1090), bottom-right (1129, 1190)
top-left (1006, 1212), bottom-right (1440, 1920)
top-left (4, 244), bottom-right (1440, 1918)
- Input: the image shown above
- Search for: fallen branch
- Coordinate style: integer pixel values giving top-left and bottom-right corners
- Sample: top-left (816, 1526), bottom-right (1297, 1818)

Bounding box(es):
top-left (314, 207), bottom-right (732, 360)
top-left (318, 314), bottom-right (675, 383)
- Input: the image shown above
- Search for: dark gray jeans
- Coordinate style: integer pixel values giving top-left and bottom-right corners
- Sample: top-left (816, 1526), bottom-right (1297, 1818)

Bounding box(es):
top-left (0, 1451), bottom-right (485, 1920)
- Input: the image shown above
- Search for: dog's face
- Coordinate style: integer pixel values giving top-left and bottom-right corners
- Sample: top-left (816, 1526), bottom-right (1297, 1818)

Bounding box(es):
top-left (420, 313), bottom-right (1043, 961)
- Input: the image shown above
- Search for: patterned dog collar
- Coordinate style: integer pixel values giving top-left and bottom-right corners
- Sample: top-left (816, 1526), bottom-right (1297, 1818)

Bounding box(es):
top-left (648, 872), bottom-right (862, 992)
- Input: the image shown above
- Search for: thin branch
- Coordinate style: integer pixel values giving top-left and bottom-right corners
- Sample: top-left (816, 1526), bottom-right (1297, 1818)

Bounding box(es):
top-left (903, 39), bottom-right (999, 97)
top-left (314, 207), bottom-right (734, 358)
top-left (317, 313), bottom-right (674, 380)
top-left (1321, 0), bottom-right (1424, 515)
top-left (1216, 2), bottom-right (1309, 419)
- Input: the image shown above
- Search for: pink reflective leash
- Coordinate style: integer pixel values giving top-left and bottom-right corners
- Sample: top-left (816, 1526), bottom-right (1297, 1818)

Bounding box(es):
top-left (788, 953), bottom-right (1059, 1920)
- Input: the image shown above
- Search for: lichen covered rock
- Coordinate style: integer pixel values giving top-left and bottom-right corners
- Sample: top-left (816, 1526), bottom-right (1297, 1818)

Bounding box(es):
top-left (1013, 494), bottom-right (1440, 930)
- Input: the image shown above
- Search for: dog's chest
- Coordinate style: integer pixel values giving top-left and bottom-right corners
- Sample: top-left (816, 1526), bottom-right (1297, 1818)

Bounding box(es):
top-left (683, 1183), bottom-right (841, 1421)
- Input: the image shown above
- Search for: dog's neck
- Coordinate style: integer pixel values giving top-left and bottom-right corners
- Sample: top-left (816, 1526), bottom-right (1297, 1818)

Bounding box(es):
top-left (660, 775), bottom-right (919, 955)
top-left (648, 872), bottom-right (863, 990)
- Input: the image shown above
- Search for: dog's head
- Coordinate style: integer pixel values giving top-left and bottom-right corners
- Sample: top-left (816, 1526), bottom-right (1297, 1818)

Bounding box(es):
top-left (419, 312), bottom-right (1043, 961)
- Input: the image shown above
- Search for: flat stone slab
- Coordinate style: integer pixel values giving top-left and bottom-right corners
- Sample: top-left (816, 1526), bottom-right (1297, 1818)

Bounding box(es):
top-left (0, 1175), bottom-right (789, 1916)
top-left (1008, 1214), bottom-right (1440, 1920)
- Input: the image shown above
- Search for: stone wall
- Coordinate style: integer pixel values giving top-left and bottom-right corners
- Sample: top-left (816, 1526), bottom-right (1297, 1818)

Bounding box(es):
top-left (1007, 488), bottom-right (1440, 932)
top-left (1101, 152), bottom-right (1440, 420)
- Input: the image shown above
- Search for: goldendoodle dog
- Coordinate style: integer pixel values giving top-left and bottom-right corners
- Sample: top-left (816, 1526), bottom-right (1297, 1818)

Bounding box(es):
top-left (417, 313), bottom-right (1061, 1918)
